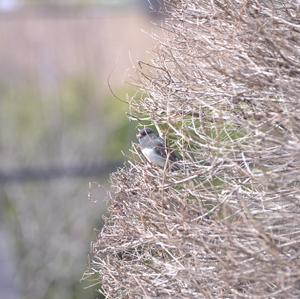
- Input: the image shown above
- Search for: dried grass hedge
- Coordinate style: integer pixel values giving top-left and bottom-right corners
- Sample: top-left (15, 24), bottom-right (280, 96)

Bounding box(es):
top-left (87, 1), bottom-right (300, 298)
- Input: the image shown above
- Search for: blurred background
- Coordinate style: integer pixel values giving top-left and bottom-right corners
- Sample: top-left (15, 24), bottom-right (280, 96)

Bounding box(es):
top-left (0, 1), bottom-right (163, 298)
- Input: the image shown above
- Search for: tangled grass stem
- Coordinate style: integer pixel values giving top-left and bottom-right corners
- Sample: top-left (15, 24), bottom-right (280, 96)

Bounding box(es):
top-left (87, 1), bottom-right (300, 298)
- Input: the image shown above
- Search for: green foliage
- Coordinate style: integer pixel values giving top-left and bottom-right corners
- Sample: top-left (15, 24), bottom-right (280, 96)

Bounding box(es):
top-left (103, 87), bottom-right (139, 160)
top-left (0, 76), bottom-right (105, 163)
top-left (206, 123), bottom-right (247, 142)
top-left (60, 76), bottom-right (97, 124)
top-left (0, 85), bottom-right (43, 139)
top-left (0, 76), bottom-right (129, 299)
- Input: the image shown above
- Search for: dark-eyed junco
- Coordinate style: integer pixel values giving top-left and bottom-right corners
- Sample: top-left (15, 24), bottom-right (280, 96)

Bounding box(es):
top-left (137, 128), bottom-right (180, 169)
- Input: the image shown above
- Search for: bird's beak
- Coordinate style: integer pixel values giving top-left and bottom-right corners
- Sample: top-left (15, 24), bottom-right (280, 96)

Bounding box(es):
top-left (136, 132), bottom-right (141, 140)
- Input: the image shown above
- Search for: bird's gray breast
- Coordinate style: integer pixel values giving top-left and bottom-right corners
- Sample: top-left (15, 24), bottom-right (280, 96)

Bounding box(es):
top-left (139, 135), bottom-right (166, 167)
top-left (141, 147), bottom-right (166, 167)
top-left (139, 135), bottom-right (164, 149)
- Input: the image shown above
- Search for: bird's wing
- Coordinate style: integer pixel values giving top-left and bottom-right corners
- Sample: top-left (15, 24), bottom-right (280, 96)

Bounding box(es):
top-left (153, 138), bottom-right (168, 159)
top-left (153, 138), bottom-right (179, 162)
top-left (154, 145), bottom-right (167, 159)
top-left (169, 150), bottom-right (180, 162)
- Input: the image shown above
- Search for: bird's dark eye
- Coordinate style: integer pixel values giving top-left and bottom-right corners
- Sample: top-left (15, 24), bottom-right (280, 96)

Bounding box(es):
top-left (140, 128), bottom-right (152, 136)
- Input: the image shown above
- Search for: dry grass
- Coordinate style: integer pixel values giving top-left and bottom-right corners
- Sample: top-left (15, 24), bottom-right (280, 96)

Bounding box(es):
top-left (88, 1), bottom-right (300, 298)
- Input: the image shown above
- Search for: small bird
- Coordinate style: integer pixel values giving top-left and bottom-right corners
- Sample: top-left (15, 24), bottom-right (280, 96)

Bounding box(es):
top-left (136, 128), bottom-right (180, 169)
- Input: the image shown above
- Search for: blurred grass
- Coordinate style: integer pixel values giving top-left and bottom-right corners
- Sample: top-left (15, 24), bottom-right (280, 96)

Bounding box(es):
top-left (103, 86), bottom-right (140, 160)
top-left (0, 73), bottom-right (128, 173)
top-left (0, 8), bottom-right (157, 298)
top-left (0, 77), bottom-right (134, 299)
